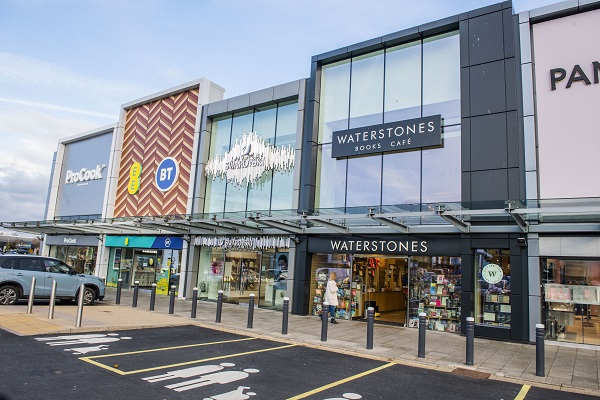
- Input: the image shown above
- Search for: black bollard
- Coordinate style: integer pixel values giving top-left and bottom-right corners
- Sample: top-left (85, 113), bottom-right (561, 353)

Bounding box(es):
top-left (191, 287), bottom-right (198, 318)
top-left (169, 285), bottom-right (176, 314)
top-left (418, 312), bottom-right (427, 358)
top-left (366, 306), bottom-right (374, 350)
top-left (282, 297), bottom-right (289, 335)
top-left (116, 278), bottom-right (122, 304)
top-left (321, 302), bottom-right (329, 342)
top-left (149, 283), bottom-right (156, 311)
top-left (466, 317), bottom-right (475, 366)
top-left (247, 294), bottom-right (255, 328)
top-left (132, 281), bottom-right (139, 308)
top-left (216, 290), bottom-right (223, 323)
top-left (536, 323), bottom-right (545, 377)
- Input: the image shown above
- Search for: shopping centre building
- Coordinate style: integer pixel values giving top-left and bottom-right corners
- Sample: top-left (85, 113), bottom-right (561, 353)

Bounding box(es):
top-left (4, 0), bottom-right (600, 346)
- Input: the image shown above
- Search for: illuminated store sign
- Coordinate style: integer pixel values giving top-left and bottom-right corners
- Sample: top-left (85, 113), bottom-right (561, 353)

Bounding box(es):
top-left (550, 61), bottom-right (600, 90)
top-left (205, 132), bottom-right (295, 186)
top-left (309, 236), bottom-right (460, 256)
top-left (155, 157), bottom-right (179, 192)
top-left (331, 115), bottom-right (442, 158)
top-left (65, 164), bottom-right (106, 186)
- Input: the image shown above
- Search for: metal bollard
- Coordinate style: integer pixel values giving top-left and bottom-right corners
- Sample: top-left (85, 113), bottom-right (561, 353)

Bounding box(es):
top-left (536, 323), bottom-right (545, 377)
top-left (366, 306), bottom-right (375, 350)
top-left (418, 312), bottom-right (427, 358)
top-left (132, 281), bottom-right (139, 308)
top-left (282, 297), bottom-right (289, 335)
top-left (75, 284), bottom-right (85, 327)
top-left (48, 280), bottom-right (57, 319)
top-left (116, 278), bottom-right (122, 304)
top-left (27, 276), bottom-right (36, 314)
top-left (321, 302), bottom-right (329, 342)
top-left (466, 317), bottom-right (475, 366)
top-left (169, 285), bottom-right (176, 314)
top-left (149, 283), bottom-right (156, 311)
top-left (216, 290), bottom-right (223, 322)
top-left (247, 294), bottom-right (255, 328)
top-left (191, 287), bottom-right (198, 318)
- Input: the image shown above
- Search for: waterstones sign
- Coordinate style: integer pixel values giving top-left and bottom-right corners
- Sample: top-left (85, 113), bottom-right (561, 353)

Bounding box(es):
top-left (308, 236), bottom-right (460, 256)
top-left (331, 114), bottom-right (442, 158)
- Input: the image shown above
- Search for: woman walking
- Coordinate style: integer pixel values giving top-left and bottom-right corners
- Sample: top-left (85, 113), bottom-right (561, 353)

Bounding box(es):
top-left (325, 272), bottom-right (339, 324)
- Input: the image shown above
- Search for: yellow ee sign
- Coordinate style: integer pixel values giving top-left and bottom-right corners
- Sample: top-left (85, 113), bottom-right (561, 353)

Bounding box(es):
top-left (127, 162), bottom-right (142, 195)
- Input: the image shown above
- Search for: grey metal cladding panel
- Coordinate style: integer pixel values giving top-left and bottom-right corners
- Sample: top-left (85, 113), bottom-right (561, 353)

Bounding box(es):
top-left (468, 12), bottom-right (505, 65)
top-left (508, 167), bottom-right (522, 200)
top-left (459, 12), bottom-right (469, 21)
top-left (503, 9), bottom-right (516, 59)
top-left (502, 1), bottom-right (512, 10)
top-left (249, 87), bottom-right (274, 106)
top-left (306, 63), bottom-right (318, 103)
top-left (381, 26), bottom-right (420, 47)
top-left (470, 169), bottom-right (509, 202)
top-left (470, 113), bottom-right (507, 171)
top-left (471, 238), bottom-right (510, 249)
top-left (227, 94), bottom-right (250, 111)
top-left (461, 67), bottom-right (471, 117)
top-left (348, 37), bottom-right (384, 56)
top-left (206, 99), bottom-right (228, 116)
top-left (418, 15), bottom-right (459, 37)
top-left (506, 111), bottom-right (519, 168)
top-left (460, 20), bottom-right (470, 68)
top-left (469, 60), bottom-right (506, 116)
top-left (462, 171), bottom-right (471, 202)
top-left (505, 58), bottom-right (517, 112)
top-left (461, 118), bottom-right (471, 172)
top-left (316, 46), bottom-right (351, 63)
top-left (468, 2), bottom-right (503, 18)
top-left (273, 80), bottom-right (300, 101)
top-left (529, 0), bottom-right (578, 23)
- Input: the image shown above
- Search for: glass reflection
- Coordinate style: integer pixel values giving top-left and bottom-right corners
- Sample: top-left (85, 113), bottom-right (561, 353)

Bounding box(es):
top-left (253, 105), bottom-right (277, 144)
top-left (346, 155), bottom-right (382, 207)
top-left (271, 169), bottom-right (294, 211)
top-left (422, 125), bottom-right (461, 203)
top-left (349, 51), bottom-right (384, 129)
top-left (230, 110), bottom-right (254, 148)
top-left (382, 150), bottom-right (421, 205)
top-left (205, 177), bottom-right (226, 216)
top-left (316, 144), bottom-right (347, 209)
top-left (385, 41), bottom-right (422, 122)
top-left (211, 116), bottom-right (232, 157)
top-left (319, 60), bottom-right (351, 144)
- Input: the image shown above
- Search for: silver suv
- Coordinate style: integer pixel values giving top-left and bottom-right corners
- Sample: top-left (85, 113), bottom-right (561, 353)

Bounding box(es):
top-left (0, 255), bottom-right (105, 305)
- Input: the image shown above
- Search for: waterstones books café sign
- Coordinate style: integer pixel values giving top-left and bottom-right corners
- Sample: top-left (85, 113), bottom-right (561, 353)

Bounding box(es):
top-left (331, 115), bottom-right (442, 158)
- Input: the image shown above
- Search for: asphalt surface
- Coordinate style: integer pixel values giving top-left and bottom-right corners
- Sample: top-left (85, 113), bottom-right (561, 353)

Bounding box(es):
top-left (1, 325), bottom-right (598, 400)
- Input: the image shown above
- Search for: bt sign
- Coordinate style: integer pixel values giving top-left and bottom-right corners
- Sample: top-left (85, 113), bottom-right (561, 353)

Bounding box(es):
top-left (155, 157), bottom-right (179, 192)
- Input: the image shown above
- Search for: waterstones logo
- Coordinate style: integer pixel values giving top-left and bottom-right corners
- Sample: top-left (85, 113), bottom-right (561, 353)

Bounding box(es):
top-left (329, 240), bottom-right (428, 253)
top-left (331, 115), bottom-right (442, 158)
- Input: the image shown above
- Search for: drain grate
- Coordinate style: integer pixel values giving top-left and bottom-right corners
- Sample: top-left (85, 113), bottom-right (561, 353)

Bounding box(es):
top-left (451, 368), bottom-right (490, 380)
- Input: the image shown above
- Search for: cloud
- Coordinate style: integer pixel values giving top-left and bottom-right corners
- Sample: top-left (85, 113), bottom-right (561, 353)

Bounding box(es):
top-left (0, 52), bottom-right (146, 98)
top-left (0, 98), bottom-right (117, 119)
top-left (0, 166), bottom-right (49, 222)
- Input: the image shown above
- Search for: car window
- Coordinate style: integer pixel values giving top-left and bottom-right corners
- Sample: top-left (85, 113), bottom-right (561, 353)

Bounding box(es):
top-left (0, 258), bottom-right (19, 269)
top-left (17, 258), bottom-right (44, 272)
top-left (44, 259), bottom-right (73, 274)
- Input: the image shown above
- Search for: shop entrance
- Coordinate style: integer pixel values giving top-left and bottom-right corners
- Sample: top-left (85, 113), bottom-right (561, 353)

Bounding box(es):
top-left (542, 258), bottom-right (600, 345)
top-left (309, 253), bottom-right (462, 332)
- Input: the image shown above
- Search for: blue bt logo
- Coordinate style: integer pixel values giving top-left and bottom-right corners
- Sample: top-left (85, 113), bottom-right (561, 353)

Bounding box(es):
top-left (155, 157), bottom-right (179, 192)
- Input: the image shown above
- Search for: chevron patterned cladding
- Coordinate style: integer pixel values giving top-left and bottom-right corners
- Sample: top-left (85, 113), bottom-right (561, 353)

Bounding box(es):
top-left (114, 89), bottom-right (198, 218)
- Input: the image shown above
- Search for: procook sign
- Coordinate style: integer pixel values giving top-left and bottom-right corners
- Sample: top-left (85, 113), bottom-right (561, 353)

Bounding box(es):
top-left (65, 165), bottom-right (106, 186)
top-left (331, 115), bottom-right (442, 158)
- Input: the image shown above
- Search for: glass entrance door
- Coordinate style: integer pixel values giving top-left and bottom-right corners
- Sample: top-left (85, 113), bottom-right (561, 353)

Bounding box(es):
top-left (542, 258), bottom-right (600, 345)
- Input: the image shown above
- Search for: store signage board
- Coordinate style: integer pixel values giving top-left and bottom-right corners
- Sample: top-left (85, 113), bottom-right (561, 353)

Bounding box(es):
top-left (205, 132), bottom-right (295, 187)
top-left (308, 236), bottom-right (461, 256)
top-left (482, 263), bottom-right (503, 284)
top-left (331, 114), bottom-right (442, 158)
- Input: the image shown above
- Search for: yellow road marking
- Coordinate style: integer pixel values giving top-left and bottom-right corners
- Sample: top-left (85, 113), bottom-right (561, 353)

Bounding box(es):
top-left (80, 344), bottom-right (297, 375)
top-left (287, 362), bottom-right (396, 400)
top-left (514, 384), bottom-right (531, 400)
top-left (83, 337), bottom-right (256, 359)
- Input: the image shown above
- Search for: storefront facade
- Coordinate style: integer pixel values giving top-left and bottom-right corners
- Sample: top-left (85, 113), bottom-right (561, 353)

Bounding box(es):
top-left (292, 1), bottom-right (530, 342)
top-left (520, 3), bottom-right (600, 344)
top-left (187, 80), bottom-right (305, 310)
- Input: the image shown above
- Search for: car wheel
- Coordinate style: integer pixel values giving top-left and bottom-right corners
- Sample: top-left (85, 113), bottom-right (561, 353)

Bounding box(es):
top-left (0, 285), bottom-right (20, 305)
top-left (82, 287), bottom-right (96, 305)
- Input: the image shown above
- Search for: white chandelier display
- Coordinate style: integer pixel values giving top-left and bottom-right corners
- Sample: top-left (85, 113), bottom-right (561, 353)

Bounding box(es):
top-left (205, 132), bottom-right (295, 186)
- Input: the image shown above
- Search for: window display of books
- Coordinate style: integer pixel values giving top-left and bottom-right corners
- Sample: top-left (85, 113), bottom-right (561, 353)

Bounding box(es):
top-left (483, 293), bottom-right (511, 327)
top-left (409, 271), bottom-right (461, 333)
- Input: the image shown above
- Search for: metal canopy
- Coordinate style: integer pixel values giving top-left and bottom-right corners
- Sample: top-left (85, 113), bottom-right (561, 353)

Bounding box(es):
top-left (3, 200), bottom-right (600, 237)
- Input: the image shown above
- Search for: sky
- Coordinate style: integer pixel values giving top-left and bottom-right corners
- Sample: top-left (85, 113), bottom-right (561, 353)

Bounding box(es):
top-left (0, 0), bottom-right (555, 232)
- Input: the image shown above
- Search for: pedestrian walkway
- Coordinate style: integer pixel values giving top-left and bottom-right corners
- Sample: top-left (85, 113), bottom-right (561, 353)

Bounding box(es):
top-left (1, 288), bottom-right (599, 397)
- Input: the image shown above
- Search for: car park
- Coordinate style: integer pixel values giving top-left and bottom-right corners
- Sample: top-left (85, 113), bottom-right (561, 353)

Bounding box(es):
top-left (0, 255), bottom-right (105, 305)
